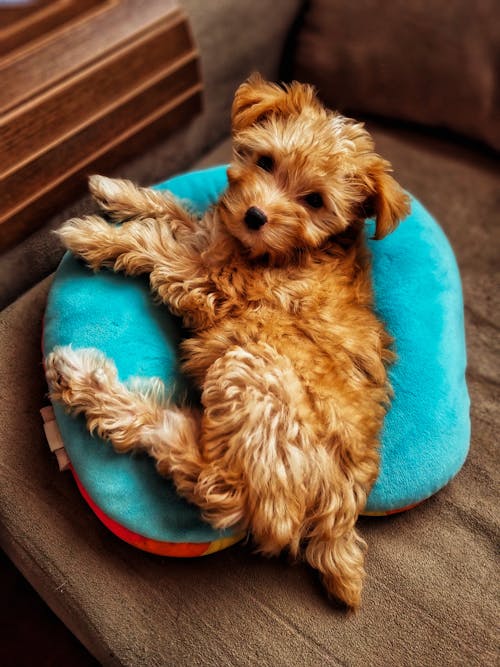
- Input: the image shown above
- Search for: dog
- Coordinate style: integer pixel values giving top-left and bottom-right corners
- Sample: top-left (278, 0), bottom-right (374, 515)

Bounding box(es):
top-left (45, 74), bottom-right (410, 609)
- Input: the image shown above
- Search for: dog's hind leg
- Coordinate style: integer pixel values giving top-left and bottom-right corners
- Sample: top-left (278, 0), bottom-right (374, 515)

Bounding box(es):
top-left (45, 345), bottom-right (196, 458)
top-left (45, 346), bottom-right (247, 520)
top-left (191, 343), bottom-right (314, 550)
top-left (46, 345), bottom-right (218, 505)
top-left (46, 346), bottom-right (168, 451)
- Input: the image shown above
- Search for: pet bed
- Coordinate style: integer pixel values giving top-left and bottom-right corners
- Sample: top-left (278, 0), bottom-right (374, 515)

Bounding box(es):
top-left (42, 165), bottom-right (470, 555)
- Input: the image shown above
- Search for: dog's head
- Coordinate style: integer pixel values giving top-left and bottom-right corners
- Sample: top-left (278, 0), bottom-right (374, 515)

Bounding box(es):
top-left (218, 74), bottom-right (410, 260)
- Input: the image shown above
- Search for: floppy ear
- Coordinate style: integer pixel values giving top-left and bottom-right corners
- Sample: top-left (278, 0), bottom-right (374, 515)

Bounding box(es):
top-left (365, 160), bottom-right (411, 239)
top-left (231, 73), bottom-right (320, 132)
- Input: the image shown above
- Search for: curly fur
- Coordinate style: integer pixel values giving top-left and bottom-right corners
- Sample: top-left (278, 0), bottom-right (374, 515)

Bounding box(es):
top-left (45, 74), bottom-right (410, 610)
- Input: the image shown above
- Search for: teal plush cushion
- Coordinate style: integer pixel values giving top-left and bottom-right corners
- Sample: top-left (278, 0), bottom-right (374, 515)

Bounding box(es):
top-left (43, 165), bottom-right (470, 547)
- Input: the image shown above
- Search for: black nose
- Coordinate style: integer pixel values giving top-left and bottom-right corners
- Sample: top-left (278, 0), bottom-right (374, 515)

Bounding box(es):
top-left (244, 206), bottom-right (268, 230)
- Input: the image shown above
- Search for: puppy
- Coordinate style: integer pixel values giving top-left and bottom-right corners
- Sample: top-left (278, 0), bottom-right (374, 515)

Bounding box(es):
top-left (45, 74), bottom-right (410, 609)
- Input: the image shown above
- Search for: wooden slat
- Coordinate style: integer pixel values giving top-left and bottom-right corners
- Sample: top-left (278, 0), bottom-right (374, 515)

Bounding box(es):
top-left (1, 57), bottom-right (200, 214)
top-left (0, 0), bottom-right (203, 251)
top-left (0, 1), bottom-right (55, 29)
top-left (0, 90), bottom-right (202, 250)
top-left (0, 0), bottom-right (105, 57)
top-left (1, 13), bottom-right (193, 170)
top-left (0, 0), bottom-right (177, 114)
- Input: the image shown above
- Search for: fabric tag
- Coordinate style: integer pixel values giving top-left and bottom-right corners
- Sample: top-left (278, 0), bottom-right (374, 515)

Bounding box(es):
top-left (40, 405), bottom-right (70, 471)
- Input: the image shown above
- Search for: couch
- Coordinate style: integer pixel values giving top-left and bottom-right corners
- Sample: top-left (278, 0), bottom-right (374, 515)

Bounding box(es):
top-left (0, 1), bottom-right (498, 664)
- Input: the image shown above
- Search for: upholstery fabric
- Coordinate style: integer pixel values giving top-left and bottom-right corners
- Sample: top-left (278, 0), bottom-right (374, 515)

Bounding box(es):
top-left (0, 125), bottom-right (497, 665)
top-left (1, 0), bottom-right (498, 662)
top-left (294, 0), bottom-right (500, 151)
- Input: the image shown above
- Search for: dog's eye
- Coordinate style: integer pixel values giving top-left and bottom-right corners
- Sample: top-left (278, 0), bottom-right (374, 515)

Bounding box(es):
top-left (256, 155), bottom-right (274, 172)
top-left (303, 192), bottom-right (324, 209)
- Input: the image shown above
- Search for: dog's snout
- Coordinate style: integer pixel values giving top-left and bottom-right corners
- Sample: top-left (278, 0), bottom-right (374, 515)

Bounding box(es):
top-left (244, 206), bottom-right (268, 230)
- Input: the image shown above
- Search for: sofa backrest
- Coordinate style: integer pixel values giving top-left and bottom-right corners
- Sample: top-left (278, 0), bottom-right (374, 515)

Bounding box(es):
top-left (293, 0), bottom-right (499, 151)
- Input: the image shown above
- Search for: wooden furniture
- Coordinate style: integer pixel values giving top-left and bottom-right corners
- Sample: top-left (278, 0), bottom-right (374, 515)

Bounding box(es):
top-left (0, 0), bottom-right (202, 250)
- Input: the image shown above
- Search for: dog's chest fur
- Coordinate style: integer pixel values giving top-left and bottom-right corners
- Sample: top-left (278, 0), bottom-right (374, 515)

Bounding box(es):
top-left (181, 240), bottom-right (390, 420)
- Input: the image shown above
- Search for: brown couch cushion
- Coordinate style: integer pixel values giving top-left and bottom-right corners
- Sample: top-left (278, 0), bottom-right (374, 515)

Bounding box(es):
top-left (0, 128), bottom-right (498, 665)
top-left (294, 0), bottom-right (500, 150)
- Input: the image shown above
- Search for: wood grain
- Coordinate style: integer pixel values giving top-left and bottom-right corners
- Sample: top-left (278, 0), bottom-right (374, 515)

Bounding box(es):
top-left (0, 0), bottom-right (202, 251)
top-left (0, 0), bottom-right (104, 57)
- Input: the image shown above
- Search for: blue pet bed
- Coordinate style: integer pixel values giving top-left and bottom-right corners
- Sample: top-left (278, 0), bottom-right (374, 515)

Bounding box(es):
top-left (43, 165), bottom-right (470, 555)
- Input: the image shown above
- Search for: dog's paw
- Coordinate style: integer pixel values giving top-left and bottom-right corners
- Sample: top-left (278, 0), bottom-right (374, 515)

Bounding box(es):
top-left (45, 346), bottom-right (117, 407)
top-left (57, 216), bottom-right (115, 268)
top-left (88, 174), bottom-right (142, 221)
top-left (88, 175), bottom-right (128, 210)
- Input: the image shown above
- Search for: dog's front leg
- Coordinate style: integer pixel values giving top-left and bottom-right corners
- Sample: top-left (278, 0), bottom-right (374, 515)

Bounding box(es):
top-left (58, 212), bottom-right (187, 273)
top-left (58, 215), bottom-right (217, 329)
top-left (88, 175), bottom-right (197, 239)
